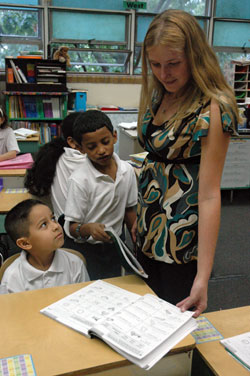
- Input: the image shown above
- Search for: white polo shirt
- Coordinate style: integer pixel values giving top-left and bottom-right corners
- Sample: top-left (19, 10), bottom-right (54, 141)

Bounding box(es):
top-left (64, 153), bottom-right (137, 243)
top-left (50, 147), bottom-right (86, 219)
top-left (0, 127), bottom-right (20, 154)
top-left (1, 249), bottom-right (89, 293)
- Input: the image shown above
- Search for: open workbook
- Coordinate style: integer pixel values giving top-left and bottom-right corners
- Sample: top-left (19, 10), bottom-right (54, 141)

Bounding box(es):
top-left (220, 332), bottom-right (250, 371)
top-left (105, 227), bottom-right (148, 279)
top-left (40, 280), bottom-right (197, 370)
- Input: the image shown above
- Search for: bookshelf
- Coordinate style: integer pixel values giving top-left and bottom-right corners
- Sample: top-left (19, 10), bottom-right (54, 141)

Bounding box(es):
top-left (4, 58), bottom-right (68, 144)
top-left (232, 60), bottom-right (250, 104)
top-left (5, 57), bottom-right (67, 92)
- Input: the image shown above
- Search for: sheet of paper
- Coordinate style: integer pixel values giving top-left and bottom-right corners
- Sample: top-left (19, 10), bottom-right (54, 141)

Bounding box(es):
top-left (0, 354), bottom-right (36, 376)
top-left (192, 316), bottom-right (223, 343)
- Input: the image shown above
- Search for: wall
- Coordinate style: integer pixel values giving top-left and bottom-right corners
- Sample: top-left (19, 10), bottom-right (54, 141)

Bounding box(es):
top-left (0, 75), bottom-right (142, 109)
top-left (67, 82), bottom-right (141, 108)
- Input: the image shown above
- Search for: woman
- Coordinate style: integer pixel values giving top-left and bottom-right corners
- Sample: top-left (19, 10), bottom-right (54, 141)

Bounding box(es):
top-left (132, 9), bottom-right (240, 317)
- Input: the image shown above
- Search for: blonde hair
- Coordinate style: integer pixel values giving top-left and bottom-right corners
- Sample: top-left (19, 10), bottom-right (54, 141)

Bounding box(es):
top-left (138, 9), bottom-right (239, 133)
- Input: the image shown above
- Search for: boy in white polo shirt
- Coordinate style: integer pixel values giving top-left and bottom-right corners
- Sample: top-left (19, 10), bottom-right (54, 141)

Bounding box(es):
top-left (1, 199), bottom-right (89, 293)
top-left (64, 110), bottom-right (137, 280)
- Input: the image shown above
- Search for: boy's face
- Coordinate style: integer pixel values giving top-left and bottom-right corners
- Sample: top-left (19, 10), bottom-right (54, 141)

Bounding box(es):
top-left (23, 204), bottom-right (64, 255)
top-left (79, 126), bottom-right (117, 169)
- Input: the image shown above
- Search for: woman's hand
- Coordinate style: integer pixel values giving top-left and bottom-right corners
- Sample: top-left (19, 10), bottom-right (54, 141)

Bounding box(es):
top-left (176, 277), bottom-right (208, 318)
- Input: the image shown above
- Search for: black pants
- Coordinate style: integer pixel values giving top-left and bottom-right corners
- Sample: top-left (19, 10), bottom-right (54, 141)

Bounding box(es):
top-left (63, 235), bottom-right (122, 280)
top-left (137, 250), bottom-right (197, 305)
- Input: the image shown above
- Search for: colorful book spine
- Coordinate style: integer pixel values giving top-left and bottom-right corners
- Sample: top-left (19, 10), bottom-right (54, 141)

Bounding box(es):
top-left (7, 67), bottom-right (14, 83)
top-left (27, 63), bottom-right (35, 83)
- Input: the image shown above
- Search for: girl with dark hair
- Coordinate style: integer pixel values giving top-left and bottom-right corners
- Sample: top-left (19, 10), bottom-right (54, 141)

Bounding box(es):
top-left (24, 112), bottom-right (86, 218)
top-left (0, 106), bottom-right (20, 161)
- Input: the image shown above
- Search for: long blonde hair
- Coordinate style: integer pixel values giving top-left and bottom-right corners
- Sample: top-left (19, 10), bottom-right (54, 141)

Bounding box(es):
top-left (138, 9), bottom-right (239, 133)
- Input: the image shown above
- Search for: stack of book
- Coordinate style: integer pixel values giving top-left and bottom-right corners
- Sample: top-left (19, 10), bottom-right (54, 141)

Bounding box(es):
top-left (36, 65), bottom-right (66, 85)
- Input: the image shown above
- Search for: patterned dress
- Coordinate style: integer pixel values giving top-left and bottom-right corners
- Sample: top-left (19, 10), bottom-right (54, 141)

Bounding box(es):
top-left (137, 97), bottom-right (236, 265)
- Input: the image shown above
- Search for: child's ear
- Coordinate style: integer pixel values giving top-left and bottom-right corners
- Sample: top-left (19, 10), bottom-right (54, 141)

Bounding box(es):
top-left (67, 136), bottom-right (84, 153)
top-left (113, 130), bottom-right (117, 144)
top-left (16, 237), bottom-right (32, 251)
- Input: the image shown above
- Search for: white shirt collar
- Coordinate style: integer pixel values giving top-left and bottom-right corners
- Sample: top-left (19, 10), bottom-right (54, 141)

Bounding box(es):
top-left (85, 152), bottom-right (126, 180)
top-left (21, 250), bottom-right (64, 282)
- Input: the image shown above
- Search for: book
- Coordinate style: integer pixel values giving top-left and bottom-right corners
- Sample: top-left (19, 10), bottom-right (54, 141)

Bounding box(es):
top-left (22, 96), bottom-right (37, 118)
top-left (231, 59), bottom-right (250, 66)
top-left (36, 97), bottom-right (44, 118)
top-left (26, 63), bottom-right (35, 83)
top-left (105, 227), bottom-right (148, 278)
top-left (9, 59), bottom-right (22, 83)
top-left (43, 99), bottom-right (54, 118)
top-left (16, 66), bottom-right (28, 83)
top-left (14, 128), bottom-right (38, 139)
top-left (119, 121), bottom-right (137, 130)
top-left (7, 67), bottom-right (14, 83)
top-left (40, 279), bottom-right (197, 370)
top-left (0, 153), bottom-right (33, 169)
top-left (51, 97), bottom-right (61, 118)
top-left (220, 332), bottom-right (250, 371)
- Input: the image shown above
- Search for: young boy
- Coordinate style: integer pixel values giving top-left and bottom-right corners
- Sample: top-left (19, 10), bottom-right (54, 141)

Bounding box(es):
top-left (1, 199), bottom-right (89, 293)
top-left (64, 110), bottom-right (138, 280)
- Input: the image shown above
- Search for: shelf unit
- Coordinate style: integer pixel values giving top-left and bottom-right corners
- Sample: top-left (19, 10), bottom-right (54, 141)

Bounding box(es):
top-left (4, 91), bottom-right (68, 121)
top-left (5, 57), bottom-right (67, 92)
top-left (232, 60), bottom-right (250, 104)
top-left (4, 58), bottom-right (68, 144)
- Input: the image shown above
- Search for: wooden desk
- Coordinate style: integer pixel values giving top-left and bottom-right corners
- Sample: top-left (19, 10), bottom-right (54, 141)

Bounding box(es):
top-left (0, 169), bottom-right (26, 177)
top-left (196, 306), bottom-right (250, 376)
top-left (0, 168), bottom-right (27, 189)
top-left (0, 275), bottom-right (195, 376)
top-left (0, 188), bottom-right (31, 213)
top-left (0, 189), bottom-right (31, 233)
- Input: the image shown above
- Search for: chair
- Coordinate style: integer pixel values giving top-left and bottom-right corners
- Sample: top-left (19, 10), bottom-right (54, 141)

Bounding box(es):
top-left (0, 253), bottom-right (21, 282)
top-left (61, 248), bottom-right (87, 266)
top-left (0, 248), bottom-right (86, 283)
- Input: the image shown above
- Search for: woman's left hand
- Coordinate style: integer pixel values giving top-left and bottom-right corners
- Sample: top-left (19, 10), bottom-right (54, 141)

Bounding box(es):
top-left (176, 278), bottom-right (208, 318)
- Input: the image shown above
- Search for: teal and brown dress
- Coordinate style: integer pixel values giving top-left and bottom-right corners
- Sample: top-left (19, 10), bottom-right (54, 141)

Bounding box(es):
top-left (137, 97), bottom-right (236, 265)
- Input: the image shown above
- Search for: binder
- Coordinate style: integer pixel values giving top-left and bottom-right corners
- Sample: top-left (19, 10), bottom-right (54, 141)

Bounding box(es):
top-left (68, 91), bottom-right (87, 111)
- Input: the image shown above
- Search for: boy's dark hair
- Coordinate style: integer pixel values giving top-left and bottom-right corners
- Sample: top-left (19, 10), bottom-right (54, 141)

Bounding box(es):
top-left (24, 112), bottom-right (80, 196)
top-left (5, 199), bottom-right (45, 243)
top-left (73, 110), bottom-right (113, 144)
top-left (0, 106), bottom-right (8, 129)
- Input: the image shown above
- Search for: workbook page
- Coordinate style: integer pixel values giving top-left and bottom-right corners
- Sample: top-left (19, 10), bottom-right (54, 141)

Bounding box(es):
top-left (40, 280), bottom-right (139, 337)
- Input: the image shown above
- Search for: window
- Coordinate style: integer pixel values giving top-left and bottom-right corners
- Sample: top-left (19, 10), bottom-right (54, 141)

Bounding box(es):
top-left (49, 8), bottom-right (131, 73)
top-left (0, 0), bottom-right (249, 76)
top-left (0, 2), bottom-right (43, 69)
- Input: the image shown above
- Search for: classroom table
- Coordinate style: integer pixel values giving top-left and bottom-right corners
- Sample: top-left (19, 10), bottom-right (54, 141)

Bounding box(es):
top-left (0, 188), bottom-right (31, 233)
top-left (0, 169), bottom-right (26, 177)
top-left (18, 135), bottom-right (40, 154)
top-left (0, 188), bottom-right (31, 213)
top-left (0, 168), bottom-right (27, 189)
top-left (0, 275), bottom-right (195, 376)
top-left (195, 306), bottom-right (250, 376)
